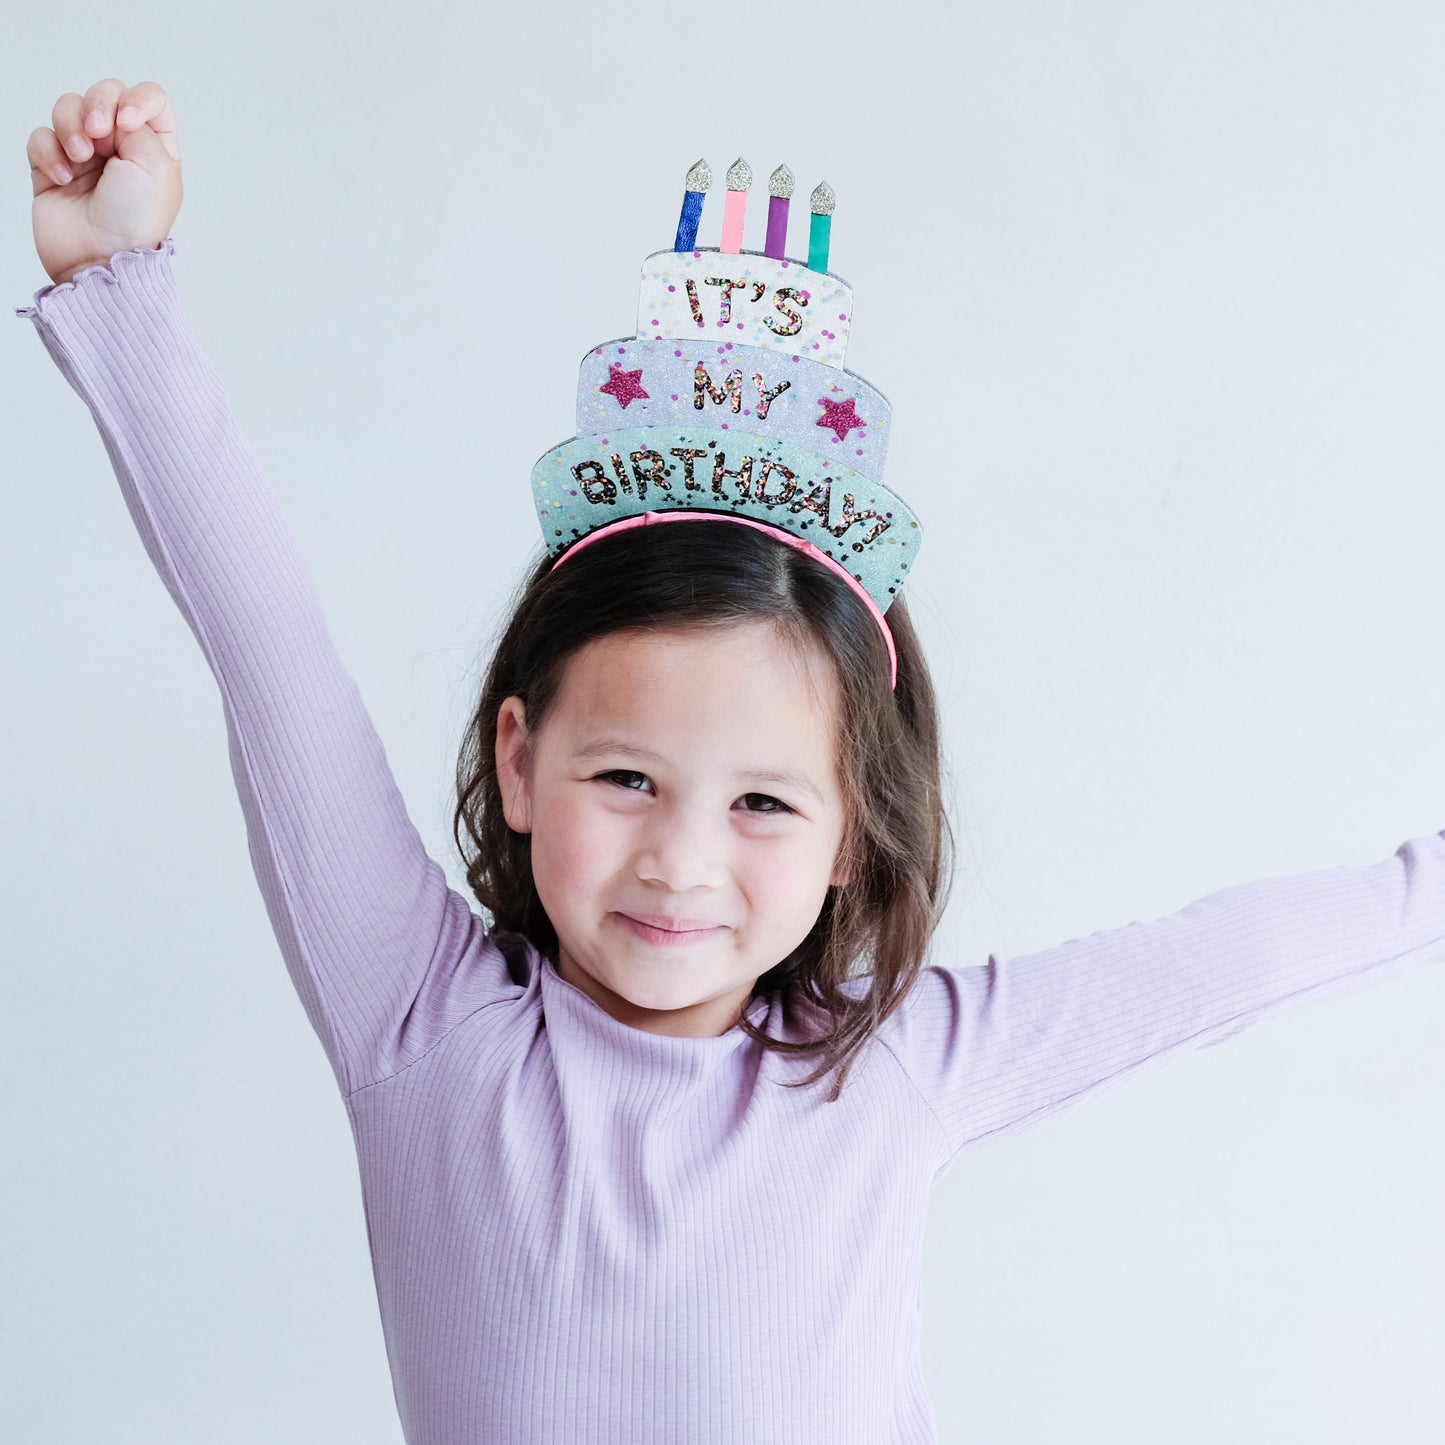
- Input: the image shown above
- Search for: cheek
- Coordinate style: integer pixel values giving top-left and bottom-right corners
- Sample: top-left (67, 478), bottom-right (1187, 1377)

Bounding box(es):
top-left (530, 787), bottom-right (626, 893)
top-left (738, 835), bottom-right (839, 916)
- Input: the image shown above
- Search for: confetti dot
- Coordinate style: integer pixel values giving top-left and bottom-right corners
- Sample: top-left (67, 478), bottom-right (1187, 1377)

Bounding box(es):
top-left (674, 349), bottom-right (682, 357)
top-left (668, 284), bottom-right (676, 292)
top-left (651, 320), bottom-right (659, 326)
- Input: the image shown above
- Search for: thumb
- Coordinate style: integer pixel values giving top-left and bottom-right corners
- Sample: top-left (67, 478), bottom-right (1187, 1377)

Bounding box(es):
top-left (107, 114), bottom-right (181, 173)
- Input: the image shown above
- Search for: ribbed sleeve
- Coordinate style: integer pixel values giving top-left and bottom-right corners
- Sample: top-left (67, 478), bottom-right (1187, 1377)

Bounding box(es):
top-left (16, 240), bottom-right (504, 1099)
top-left (878, 830), bottom-right (1445, 1167)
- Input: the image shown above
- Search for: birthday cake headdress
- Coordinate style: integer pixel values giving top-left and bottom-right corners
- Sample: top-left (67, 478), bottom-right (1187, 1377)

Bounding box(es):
top-left (530, 158), bottom-right (922, 684)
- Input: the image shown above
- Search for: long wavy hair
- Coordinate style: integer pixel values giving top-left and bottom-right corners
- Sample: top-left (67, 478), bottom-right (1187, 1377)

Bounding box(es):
top-left (453, 519), bottom-right (952, 1102)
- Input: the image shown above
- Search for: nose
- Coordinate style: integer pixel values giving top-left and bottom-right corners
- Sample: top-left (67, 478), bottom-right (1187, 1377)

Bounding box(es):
top-left (632, 800), bottom-right (730, 894)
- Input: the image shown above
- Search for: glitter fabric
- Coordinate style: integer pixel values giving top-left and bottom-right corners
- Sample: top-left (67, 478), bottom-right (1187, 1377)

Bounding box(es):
top-left (570, 340), bottom-right (891, 478)
top-left (530, 238), bottom-right (922, 620)
top-left (598, 363), bottom-right (650, 409)
top-left (765, 287), bottom-right (809, 339)
top-left (816, 395), bottom-right (866, 441)
top-left (704, 276), bottom-right (751, 326)
top-left (683, 278), bottom-right (706, 327)
top-left (684, 157), bottom-right (713, 192)
top-left (809, 179), bottom-right (836, 215)
top-left (694, 363), bottom-right (744, 413)
top-left (536, 424), bottom-right (916, 608)
top-left (725, 157), bottom-right (754, 191)
top-left (768, 164), bottom-right (795, 199)
top-left (638, 253), bottom-right (851, 367)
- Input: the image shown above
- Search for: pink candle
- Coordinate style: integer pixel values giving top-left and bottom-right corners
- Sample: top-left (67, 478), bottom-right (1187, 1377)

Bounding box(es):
top-left (720, 157), bottom-right (752, 254)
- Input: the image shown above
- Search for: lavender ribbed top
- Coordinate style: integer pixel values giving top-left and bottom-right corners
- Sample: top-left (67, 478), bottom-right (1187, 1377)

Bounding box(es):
top-left (18, 238), bottom-right (1445, 1445)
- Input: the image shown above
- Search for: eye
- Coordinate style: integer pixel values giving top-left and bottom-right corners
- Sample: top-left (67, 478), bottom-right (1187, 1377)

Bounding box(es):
top-left (596, 769), bottom-right (653, 794)
top-left (737, 792), bottom-right (793, 815)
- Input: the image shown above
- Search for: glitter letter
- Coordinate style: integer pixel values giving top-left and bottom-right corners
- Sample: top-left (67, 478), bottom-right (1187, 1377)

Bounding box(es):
top-left (753, 374), bottom-right (792, 419)
top-left (705, 276), bottom-right (753, 325)
top-left (609, 453), bottom-right (634, 495)
top-left (629, 449), bottom-right (670, 496)
top-left (764, 286), bottom-right (810, 337)
top-left (694, 363), bottom-right (744, 413)
top-left (711, 452), bottom-right (755, 499)
top-left (573, 459), bottom-right (616, 506)
top-left (684, 279), bottom-right (705, 328)
top-left (755, 460), bottom-right (797, 506)
top-left (669, 447), bottom-right (711, 491)
top-left (791, 479), bottom-right (832, 523)
top-left (834, 493), bottom-right (891, 547)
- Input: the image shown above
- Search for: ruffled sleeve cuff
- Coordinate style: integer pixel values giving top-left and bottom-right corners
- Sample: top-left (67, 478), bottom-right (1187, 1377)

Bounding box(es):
top-left (14, 236), bottom-right (177, 325)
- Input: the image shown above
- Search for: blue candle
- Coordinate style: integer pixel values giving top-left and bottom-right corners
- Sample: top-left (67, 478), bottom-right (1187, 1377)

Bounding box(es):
top-left (673, 158), bottom-right (712, 252)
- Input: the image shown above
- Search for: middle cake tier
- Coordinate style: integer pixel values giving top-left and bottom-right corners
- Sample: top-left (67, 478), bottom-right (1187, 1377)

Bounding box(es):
top-left (575, 336), bottom-right (893, 488)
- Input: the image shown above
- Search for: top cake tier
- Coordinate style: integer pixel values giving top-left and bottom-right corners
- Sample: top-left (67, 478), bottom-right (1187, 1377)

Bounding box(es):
top-left (637, 249), bottom-right (854, 369)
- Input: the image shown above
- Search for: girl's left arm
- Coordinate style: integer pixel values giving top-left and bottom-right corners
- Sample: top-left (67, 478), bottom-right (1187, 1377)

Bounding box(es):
top-left (878, 829), bottom-right (1445, 1168)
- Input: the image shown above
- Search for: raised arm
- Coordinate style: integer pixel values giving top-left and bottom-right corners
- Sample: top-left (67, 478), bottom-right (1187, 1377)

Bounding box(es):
top-left (878, 829), bottom-right (1445, 1170)
top-left (18, 204), bottom-right (508, 1098)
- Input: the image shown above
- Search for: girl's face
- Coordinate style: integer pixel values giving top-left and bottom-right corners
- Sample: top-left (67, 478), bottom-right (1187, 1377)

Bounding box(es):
top-left (495, 619), bottom-right (852, 1037)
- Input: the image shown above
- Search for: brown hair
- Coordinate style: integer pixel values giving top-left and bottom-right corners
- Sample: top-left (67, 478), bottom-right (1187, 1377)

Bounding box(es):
top-left (452, 519), bottom-right (952, 1102)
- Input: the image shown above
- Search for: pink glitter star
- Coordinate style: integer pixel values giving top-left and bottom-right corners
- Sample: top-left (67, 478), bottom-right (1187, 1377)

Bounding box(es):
top-left (816, 395), bottom-right (866, 442)
top-left (600, 363), bottom-right (650, 409)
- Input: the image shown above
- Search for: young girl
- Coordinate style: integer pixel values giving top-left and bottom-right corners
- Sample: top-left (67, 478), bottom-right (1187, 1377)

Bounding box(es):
top-left (20, 80), bottom-right (1445, 1444)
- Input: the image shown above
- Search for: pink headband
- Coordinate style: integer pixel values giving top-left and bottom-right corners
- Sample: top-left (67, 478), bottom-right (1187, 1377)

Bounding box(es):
top-left (550, 510), bottom-right (899, 690)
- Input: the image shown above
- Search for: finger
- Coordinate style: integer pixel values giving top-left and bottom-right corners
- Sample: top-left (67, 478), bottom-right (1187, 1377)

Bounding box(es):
top-left (79, 76), bottom-right (129, 141)
top-left (114, 80), bottom-right (176, 139)
top-left (72, 77), bottom-right (133, 168)
top-left (25, 125), bottom-right (77, 190)
top-left (50, 91), bottom-right (93, 165)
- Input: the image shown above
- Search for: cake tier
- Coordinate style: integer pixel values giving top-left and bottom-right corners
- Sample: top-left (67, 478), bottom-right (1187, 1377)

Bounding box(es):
top-left (531, 424), bottom-right (917, 603)
top-left (637, 249), bottom-right (853, 368)
top-left (576, 336), bottom-right (891, 487)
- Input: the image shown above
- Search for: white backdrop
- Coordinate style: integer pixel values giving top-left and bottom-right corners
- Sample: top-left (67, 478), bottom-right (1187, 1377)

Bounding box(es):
top-left (4, 2), bottom-right (1444, 1440)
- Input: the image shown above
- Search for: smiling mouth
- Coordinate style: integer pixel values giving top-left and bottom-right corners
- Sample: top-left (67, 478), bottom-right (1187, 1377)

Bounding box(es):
top-left (614, 912), bottom-right (728, 947)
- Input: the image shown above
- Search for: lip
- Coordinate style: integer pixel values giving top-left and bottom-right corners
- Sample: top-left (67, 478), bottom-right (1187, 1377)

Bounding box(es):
top-left (614, 911), bottom-right (729, 947)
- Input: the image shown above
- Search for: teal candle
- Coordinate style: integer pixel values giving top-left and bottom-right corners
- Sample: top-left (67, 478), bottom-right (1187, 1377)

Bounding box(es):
top-left (808, 179), bottom-right (835, 272)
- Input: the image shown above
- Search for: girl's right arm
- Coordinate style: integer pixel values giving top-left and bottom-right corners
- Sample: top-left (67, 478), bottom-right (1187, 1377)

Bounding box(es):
top-left (19, 83), bottom-right (514, 1099)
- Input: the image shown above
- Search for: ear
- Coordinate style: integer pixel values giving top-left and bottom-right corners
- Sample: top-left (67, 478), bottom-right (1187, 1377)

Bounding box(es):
top-left (495, 696), bottom-right (534, 834)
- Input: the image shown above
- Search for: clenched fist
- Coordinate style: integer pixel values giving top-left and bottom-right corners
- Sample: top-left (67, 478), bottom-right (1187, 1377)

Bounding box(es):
top-left (25, 78), bottom-right (183, 286)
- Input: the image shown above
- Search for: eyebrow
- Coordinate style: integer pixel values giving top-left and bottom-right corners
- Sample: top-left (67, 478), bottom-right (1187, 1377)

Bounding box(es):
top-left (573, 738), bottom-right (826, 807)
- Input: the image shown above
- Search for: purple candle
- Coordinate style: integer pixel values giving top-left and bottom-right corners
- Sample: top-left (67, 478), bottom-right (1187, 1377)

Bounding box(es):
top-left (765, 163), bottom-right (793, 260)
